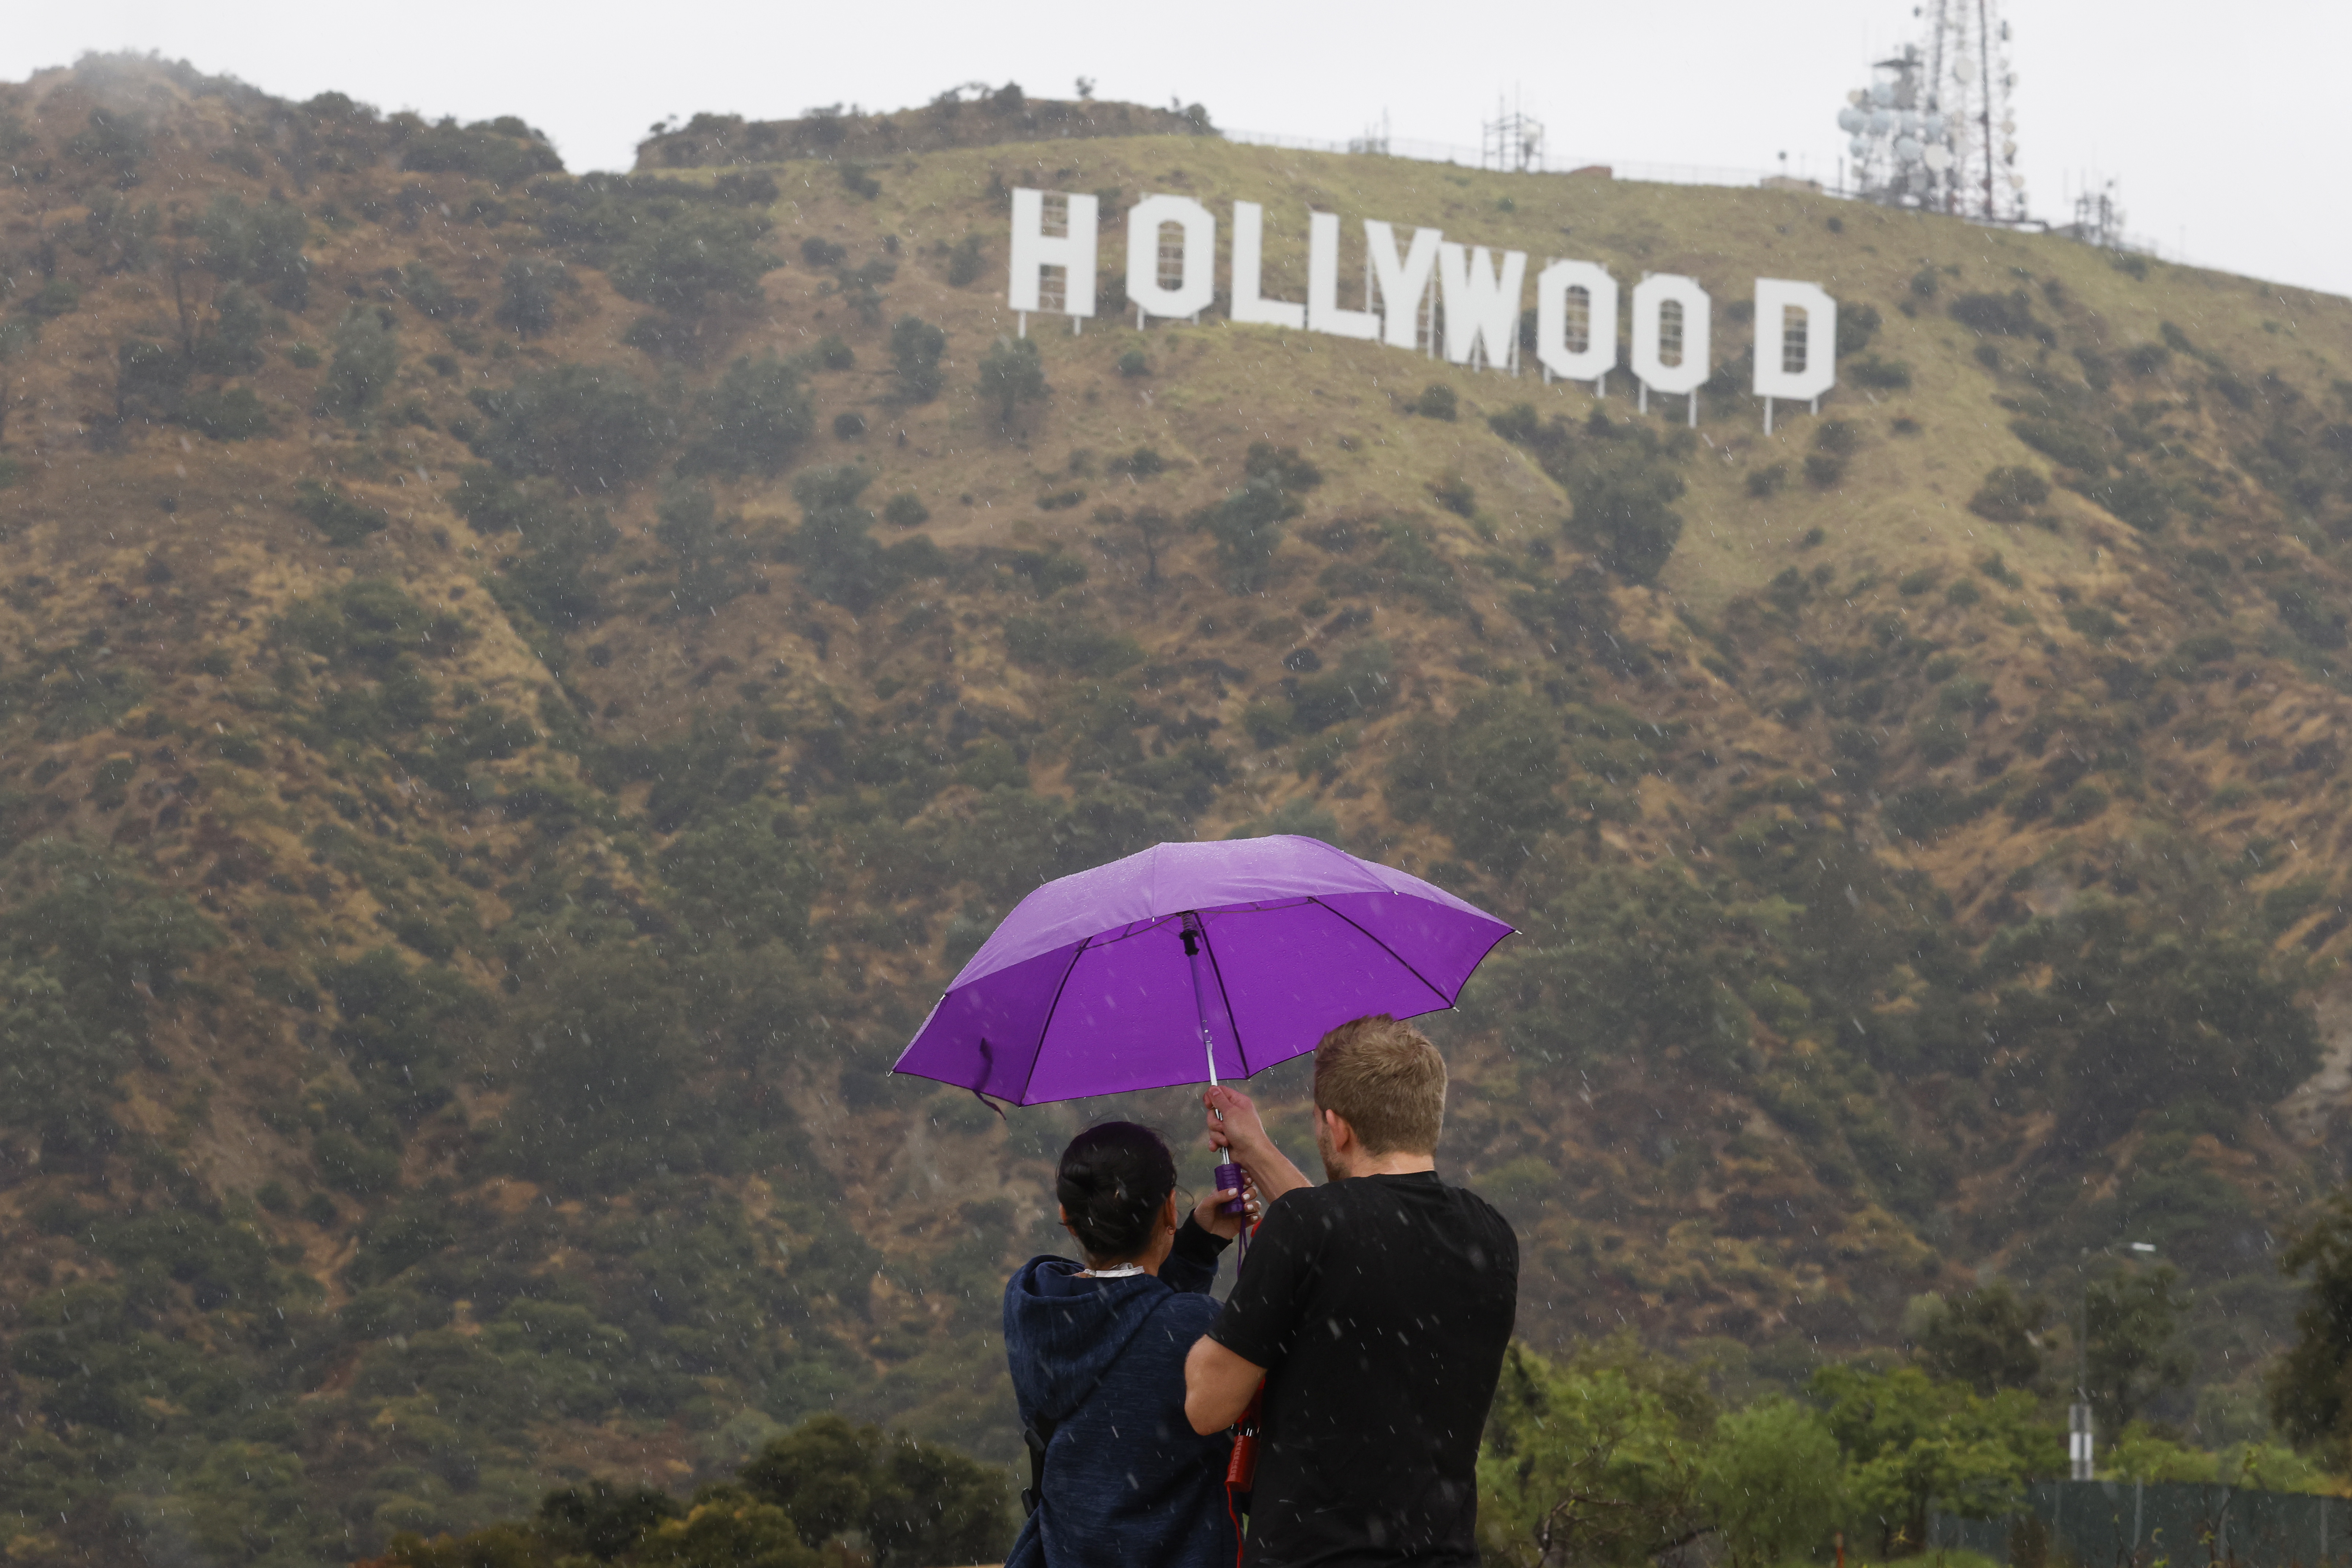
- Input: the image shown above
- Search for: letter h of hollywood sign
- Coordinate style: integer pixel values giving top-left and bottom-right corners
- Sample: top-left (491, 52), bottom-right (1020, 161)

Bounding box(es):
top-left (1006, 188), bottom-right (1839, 434)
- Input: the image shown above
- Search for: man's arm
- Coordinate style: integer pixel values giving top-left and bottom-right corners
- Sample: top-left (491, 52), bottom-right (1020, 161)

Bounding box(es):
top-left (1184, 1335), bottom-right (1263, 1435)
top-left (1203, 1085), bottom-right (1312, 1202)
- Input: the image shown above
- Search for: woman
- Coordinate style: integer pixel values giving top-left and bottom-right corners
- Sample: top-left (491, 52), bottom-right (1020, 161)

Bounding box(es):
top-left (1003, 1121), bottom-right (1250, 1568)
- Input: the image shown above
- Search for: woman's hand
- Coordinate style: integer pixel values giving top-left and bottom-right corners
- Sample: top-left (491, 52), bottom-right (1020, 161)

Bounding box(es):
top-left (1192, 1172), bottom-right (1261, 1240)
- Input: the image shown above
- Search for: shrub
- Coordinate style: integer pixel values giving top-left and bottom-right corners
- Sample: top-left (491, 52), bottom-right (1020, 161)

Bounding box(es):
top-left (1430, 475), bottom-right (1476, 517)
top-left (2079, 467), bottom-right (2174, 533)
top-left (1004, 617), bottom-right (1145, 675)
top-left (293, 480), bottom-right (390, 546)
top-left (1849, 354), bottom-right (1912, 390)
top-left (801, 236), bottom-right (847, 268)
top-left (833, 411), bottom-right (867, 439)
top-left (322, 306), bottom-right (399, 422)
top-left (1110, 446), bottom-right (1167, 478)
top-left (467, 364), bottom-right (671, 488)
top-left (816, 335), bottom-right (855, 370)
top-left (946, 235), bottom-right (985, 287)
top-left (397, 117), bottom-right (564, 185)
top-left (176, 386), bottom-right (272, 440)
top-left (1835, 301), bottom-right (1882, 356)
top-left (1950, 291), bottom-right (2036, 337)
top-left (1969, 466), bottom-right (2050, 522)
top-left (113, 339), bottom-right (187, 422)
top-left (1746, 462), bottom-right (1786, 498)
top-left (680, 353), bottom-right (814, 477)
top-left (1413, 383), bottom-right (1458, 420)
top-left (1117, 349), bottom-right (1149, 377)
top-left (494, 258), bottom-right (568, 337)
top-left (978, 335), bottom-right (1049, 427)
top-left (889, 315), bottom-right (947, 403)
top-left (608, 210), bottom-right (778, 316)
top-left (883, 493), bottom-right (930, 528)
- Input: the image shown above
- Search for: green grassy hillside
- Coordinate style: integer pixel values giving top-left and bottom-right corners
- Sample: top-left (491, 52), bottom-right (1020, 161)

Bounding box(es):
top-left (3, 52), bottom-right (2352, 1565)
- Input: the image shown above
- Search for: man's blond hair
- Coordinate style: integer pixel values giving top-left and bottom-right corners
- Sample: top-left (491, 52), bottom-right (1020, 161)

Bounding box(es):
top-left (1312, 1015), bottom-right (1446, 1156)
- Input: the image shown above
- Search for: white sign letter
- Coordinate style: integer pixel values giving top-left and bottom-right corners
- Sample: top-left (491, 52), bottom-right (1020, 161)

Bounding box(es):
top-left (1124, 195), bottom-right (1216, 320)
top-left (1437, 242), bottom-right (1526, 368)
top-left (1533, 260), bottom-right (1618, 383)
top-left (1231, 201), bottom-right (1304, 329)
top-left (1365, 220), bottom-right (1441, 350)
top-left (1753, 278), bottom-right (1838, 401)
top-left (1630, 273), bottom-right (1711, 396)
top-left (1007, 188), bottom-right (1098, 317)
top-left (1306, 212), bottom-right (1380, 342)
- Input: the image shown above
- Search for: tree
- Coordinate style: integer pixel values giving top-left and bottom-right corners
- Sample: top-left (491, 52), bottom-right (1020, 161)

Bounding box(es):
top-left (1478, 1340), bottom-right (1712, 1568)
top-left (2272, 1189), bottom-right (2352, 1464)
top-left (654, 484), bottom-right (757, 617)
top-left (1567, 444), bottom-right (1686, 586)
top-left (1699, 1396), bottom-right (1846, 1568)
top-left (2084, 1263), bottom-right (2194, 1432)
top-left (0, 964), bottom-right (128, 1172)
top-left (1810, 1364), bottom-right (2060, 1555)
top-left (681, 353), bottom-right (814, 477)
top-left (1198, 475), bottom-right (1297, 595)
top-left (495, 258), bottom-right (567, 338)
top-left (1908, 1281), bottom-right (2048, 1396)
top-left (888, 315), bottom-right (946, 403)
top-left (977, 335), bottom-right (1047, 428)
top-left (192, 283), bottom-right (265, 375)
top-left (322, 305), bottom-right (398, 423)
top-left (195, 193), bottom-right (310, 309)
top-left (790, 466), bottom-right (892, 612)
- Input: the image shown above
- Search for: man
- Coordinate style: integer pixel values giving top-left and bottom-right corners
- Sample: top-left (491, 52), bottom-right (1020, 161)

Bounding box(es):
top-left (1183, 1015), bottom-right (1518, 1567)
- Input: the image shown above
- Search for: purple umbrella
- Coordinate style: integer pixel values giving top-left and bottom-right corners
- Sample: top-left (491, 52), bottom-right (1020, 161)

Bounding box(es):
top-left (891, 835), bottom-right (1514, 1105)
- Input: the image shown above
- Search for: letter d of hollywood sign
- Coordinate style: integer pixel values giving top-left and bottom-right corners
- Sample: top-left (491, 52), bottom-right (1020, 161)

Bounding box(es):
top-left (1005, 189), bottom-right (1841, 433)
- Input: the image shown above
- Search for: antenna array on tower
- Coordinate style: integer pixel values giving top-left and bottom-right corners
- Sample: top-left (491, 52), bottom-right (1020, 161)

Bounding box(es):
top-left (1836, 0), bottom-right (2025, 220)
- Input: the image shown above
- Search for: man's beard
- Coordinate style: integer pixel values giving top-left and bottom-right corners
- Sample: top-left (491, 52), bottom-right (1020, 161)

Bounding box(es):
top-left (1316, 1119), bottom-right (1345, 1182)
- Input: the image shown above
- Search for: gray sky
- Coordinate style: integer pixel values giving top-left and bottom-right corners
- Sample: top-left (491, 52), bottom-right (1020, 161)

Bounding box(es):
top-left (7, 1), bottom-right (2344, 301)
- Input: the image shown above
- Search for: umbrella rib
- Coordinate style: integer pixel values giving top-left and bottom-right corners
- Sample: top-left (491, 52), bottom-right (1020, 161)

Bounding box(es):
top-left (1199, 915), bottom-right (1250, 1079)
top-left (1304, 896), bottom-right (1458, 1010)
top-left (1018, 936), bottom-right (1095, 1106)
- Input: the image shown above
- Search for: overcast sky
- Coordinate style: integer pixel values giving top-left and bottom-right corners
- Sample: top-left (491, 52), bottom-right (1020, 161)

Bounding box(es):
top-left (5, 1), bottom-right (2344, 301)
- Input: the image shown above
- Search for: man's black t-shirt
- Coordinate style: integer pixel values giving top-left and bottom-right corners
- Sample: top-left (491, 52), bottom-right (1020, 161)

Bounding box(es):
top-left (1206, 1171), bottom-right (1519, 1568)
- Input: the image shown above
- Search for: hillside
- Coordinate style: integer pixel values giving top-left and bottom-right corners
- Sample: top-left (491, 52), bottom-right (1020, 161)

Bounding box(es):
top-left (3, 51), bottom-right (2352, 1566)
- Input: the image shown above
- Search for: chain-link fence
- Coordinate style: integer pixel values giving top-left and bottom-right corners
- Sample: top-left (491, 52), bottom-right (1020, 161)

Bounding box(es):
top-left (1931, 1481), bottom-right (2351, 1568)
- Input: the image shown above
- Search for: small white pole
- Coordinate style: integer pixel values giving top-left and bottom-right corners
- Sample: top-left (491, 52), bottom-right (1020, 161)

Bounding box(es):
top-left (1765, 396), bottom-right (1775, 436)
top-left (1072, 315), bottom-right (1081, 335)
top-left (1639, 381), bottom-right (1648, 415)
top-left (1810, 395), bottom-right (1819, 415)
top-left (1688, 392), bottom-right (1697, 428)
top-left (1017, 312), bottom-right (1027, 339)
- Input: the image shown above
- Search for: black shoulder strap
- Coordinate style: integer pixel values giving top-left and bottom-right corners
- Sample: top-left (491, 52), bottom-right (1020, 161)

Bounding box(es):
top-left (1020, 1413), bottom-right (1058, 1517)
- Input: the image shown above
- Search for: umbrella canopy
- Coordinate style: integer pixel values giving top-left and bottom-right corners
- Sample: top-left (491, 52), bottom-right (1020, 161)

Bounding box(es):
top-left (892, 836), bottom-right (1513, 1105)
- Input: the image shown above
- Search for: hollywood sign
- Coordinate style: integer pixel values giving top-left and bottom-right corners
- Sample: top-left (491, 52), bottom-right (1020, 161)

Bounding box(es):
top-left (1005, 188), bottom-right (1840, 432)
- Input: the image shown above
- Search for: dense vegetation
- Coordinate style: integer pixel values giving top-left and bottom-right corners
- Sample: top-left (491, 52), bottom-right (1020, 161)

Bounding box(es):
top-left (3, 52), bottom-right (2352, 1567)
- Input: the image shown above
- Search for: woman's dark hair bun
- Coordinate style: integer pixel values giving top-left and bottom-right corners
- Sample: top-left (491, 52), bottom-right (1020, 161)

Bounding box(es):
top-left (1057, 1121), bottom-right (1177, 1264)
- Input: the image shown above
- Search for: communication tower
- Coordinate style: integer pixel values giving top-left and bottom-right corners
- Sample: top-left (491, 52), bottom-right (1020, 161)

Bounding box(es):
top-left (1835, 1), bottom-right (2026, 220)
top-left (1482, 97), bottom-right (1545, 174)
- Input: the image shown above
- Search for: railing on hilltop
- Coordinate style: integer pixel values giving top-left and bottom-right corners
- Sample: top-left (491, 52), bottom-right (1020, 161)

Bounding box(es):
top-left (1219, 126), bottom-right (1809, 195)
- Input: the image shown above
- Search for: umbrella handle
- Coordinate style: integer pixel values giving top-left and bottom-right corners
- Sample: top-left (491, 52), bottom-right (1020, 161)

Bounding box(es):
top-left (1184, 913), bottom-right (1250, 1218)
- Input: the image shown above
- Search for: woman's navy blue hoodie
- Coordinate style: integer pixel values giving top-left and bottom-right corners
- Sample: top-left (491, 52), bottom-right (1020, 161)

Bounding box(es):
top-left (1002, 1217), bottom-right (1239, 1568)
